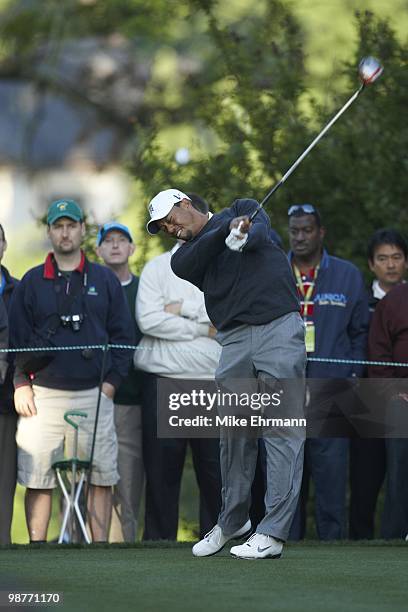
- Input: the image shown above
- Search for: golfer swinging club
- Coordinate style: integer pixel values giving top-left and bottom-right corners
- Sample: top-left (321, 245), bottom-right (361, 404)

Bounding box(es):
top-left (146, 189), bottom-right (306, 559)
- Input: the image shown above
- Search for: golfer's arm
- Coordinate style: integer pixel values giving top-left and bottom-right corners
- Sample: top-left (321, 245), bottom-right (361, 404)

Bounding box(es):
top-left (171, 219), bottom-right (231, 287)
top-left (243, 218), bottom-right (270, 251)
top-left (233, 200), bottom-right (271, 252)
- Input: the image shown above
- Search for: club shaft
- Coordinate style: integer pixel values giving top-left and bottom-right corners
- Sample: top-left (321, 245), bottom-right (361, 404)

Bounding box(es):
top-left (250, 84), bottom-right (365, 221)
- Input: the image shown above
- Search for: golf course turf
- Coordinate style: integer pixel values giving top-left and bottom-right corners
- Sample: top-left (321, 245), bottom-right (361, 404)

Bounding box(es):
top-left (1, 541), bottom-right (407, 612)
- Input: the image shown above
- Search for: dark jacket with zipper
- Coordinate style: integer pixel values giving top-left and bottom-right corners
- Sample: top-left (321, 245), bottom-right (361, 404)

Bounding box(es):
top-left (10, 252), bottom-right (133, 391)
top-left (171, 198), bottom-right (300, 331)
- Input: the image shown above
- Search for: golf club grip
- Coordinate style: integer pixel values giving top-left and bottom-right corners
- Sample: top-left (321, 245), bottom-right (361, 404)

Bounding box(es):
top-left (249, 84), bottom-right (365, 223)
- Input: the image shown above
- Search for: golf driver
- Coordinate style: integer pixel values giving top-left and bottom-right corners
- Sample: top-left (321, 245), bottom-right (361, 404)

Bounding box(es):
top-left (249, 56), bottom-right (383, 222)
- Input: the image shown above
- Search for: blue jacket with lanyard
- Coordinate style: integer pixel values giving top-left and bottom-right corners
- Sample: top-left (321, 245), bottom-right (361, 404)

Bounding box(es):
top-left (288, 249), bottom-right (369, 379)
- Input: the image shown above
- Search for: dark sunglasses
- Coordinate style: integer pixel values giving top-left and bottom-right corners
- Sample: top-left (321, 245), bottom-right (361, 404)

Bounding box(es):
top-left (288, 204), bottom-right (316, 216)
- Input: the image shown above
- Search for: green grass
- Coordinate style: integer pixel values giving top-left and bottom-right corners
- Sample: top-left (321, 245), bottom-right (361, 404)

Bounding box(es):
top-left (1, 542), bottom-right (407, 612)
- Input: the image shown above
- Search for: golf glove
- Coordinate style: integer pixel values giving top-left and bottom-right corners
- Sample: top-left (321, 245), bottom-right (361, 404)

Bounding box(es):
top-left (225, 227), bottom-right (248, 251)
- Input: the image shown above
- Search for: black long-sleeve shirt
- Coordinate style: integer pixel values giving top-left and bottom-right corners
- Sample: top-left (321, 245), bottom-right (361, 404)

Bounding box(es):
top-left (171, 198), bottom-right (299, 331)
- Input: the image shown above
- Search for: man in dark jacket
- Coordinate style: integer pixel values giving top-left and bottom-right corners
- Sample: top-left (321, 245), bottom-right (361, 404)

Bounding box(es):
top-left (0, 222), bottom-right (17, 545)
top-left (350, 229), bottom-right (407, 539)
top-left (146, 189), bottom-right (306, 560)
top-left (287, 204), bottom-right (369, 540)
top-left (368, 283), bottom-right (408, 538)
top-left (10, 200), bottom-right (133, 543)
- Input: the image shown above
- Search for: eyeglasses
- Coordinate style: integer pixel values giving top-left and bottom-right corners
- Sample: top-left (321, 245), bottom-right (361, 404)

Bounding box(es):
top-left (288, 204), bottom-right (316, 216)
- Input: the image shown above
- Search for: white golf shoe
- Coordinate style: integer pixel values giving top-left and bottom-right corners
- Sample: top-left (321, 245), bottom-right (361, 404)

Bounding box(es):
top-left (192, 520), bottom-right (251, 557)
top-left (230, 533), bottom-right (283, 559)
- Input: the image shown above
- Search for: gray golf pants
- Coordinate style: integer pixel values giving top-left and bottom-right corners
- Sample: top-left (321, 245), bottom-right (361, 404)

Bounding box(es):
top-left (216, 311), bottom-right (306, 541)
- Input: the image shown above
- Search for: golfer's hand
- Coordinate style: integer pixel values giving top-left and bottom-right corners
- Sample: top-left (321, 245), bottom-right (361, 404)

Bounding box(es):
top-left (102, 382), bottom-right (115, 400)
top-left (14, 385), bottom-right (37, 417)
top-left (229, 216), bottom-right (251, 234)
top-left (226, 217), bottom-right (251, 251)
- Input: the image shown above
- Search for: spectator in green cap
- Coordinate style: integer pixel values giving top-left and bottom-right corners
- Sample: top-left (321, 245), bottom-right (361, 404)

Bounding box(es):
top-left (47, 200), bottom-right (84, 225)
top-left (9, 199), bottom-right (134, 543)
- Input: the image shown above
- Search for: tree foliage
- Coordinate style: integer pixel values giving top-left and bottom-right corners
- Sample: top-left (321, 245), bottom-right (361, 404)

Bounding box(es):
top-left (286, 11), bottom-right (408, 269)
top-left (131, 0), bottom-right (310, 245)
top-left (131, 7), bottom-right (407, 275)
top-left (0, 1), bottom-right (406, 276)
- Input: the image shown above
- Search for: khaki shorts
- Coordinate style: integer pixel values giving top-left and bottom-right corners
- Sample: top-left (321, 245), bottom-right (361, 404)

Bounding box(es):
top-left (16, 385), bottom-right (118, 488)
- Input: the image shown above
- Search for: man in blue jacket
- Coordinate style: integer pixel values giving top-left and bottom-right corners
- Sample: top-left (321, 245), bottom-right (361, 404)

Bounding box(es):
top-left (146, 188), bottom-right (306, 560)
top-left (10, 200), bottom-right (133, 543)
top-left (287, 203), bottom-right (369, 540)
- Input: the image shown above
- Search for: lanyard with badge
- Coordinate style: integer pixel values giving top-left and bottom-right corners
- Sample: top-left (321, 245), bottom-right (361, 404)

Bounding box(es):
top-left (293, 264), bottom-right (319, 353)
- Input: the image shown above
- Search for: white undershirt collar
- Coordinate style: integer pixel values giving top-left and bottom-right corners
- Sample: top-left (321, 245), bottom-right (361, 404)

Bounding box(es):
top-left (372, 279), bottom-right (386, 300)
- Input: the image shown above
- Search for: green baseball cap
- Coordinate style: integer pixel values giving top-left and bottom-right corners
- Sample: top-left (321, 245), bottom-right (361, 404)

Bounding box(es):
top-left (47, 199), bottom-right (84, 225)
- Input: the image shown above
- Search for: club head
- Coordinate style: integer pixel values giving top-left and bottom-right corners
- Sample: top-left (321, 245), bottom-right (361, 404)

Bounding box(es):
top-left (359, 56), bottom-right (383, 85)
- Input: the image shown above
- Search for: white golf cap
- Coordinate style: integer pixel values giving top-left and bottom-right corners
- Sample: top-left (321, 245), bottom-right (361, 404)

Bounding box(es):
top-left (146, 189), bottom-right (191, 235)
